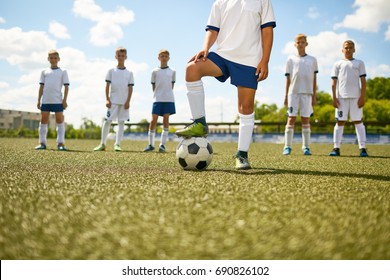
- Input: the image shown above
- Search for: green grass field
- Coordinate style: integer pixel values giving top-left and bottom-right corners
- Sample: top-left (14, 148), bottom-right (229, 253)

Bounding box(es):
top-left (1, 138), bottom-right (389, 260)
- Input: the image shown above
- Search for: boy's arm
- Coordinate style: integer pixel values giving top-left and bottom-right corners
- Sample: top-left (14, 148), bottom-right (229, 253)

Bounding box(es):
top-left (284, 75), bottom-right (290, 107)
top-left (312, 73), bottom-right (317, 106)
top-left (331, 78), bottom-right (339, 108)
top-left (105, 82), bottom-right (111, 108)
top-left (257, 26), bottom-right (274, 81)
top-left (62, 85), bottom-right (69, 109)
top-left (37, 84), bottom-right (44, 109)
top-left (124, 85), bottom-right (133, 110)
top-left (191, 30), bottom-right (218, 63)
top-left (358, 76), bottom-right (366, 108)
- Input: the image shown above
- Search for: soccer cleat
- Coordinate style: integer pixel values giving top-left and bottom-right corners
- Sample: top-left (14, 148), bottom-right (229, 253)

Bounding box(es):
top-left (94, 144), bottom-right (106, 151)
top-left (175, 122), bottom-right (208, 138)
top-left (360, 148), bottom-right (369, 157)
top-left (302, 147), bottom-right (312, 156)
top-left (159, 145), bottom-right (166, 153)
top-left (57, 145), bottom-right (67, 151)
top-left (143, 145), bottom-right (155, 152)
top-left (35, 144), bottom-right (46, 150)
top-left (329, 148), bottom-right (340, 156)
top-left (114, 144), bottom-right (122, 152)
top-left (235, 155), bottom-right (251, 170)
top-left (283, 147), bottom-right (292, 155)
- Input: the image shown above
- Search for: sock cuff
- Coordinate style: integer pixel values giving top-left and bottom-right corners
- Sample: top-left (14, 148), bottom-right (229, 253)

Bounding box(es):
top-left (40, 123), bottom-right (48, 127)
top-left (239, 112), bottom-right (255, 120)
top-left (163, 128), bottom-right (169, 132)
top-left (286, 125), bottom-right (294, 129)
top-left (355, 123), bottom-right (365, 128)
top-left (149, 130), bottom-right (155, 133)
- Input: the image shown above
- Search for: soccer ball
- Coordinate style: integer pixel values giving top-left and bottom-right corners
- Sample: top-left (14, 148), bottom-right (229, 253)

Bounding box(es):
top-left (176, 137), bottom-right (213, 170)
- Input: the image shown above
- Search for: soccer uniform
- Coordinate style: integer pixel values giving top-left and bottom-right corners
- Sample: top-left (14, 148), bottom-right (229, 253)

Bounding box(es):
top-left (206, 0), bottom-right (276, 89)
top-left (331, 59), bottom-right (366, 121)
top-left (285, 54), bottom-right (318, 118)
top-left (105, 67), bottom-right (134, 122)
top-left (39, 67), bottom-right (69, 112)
top-left (151, 66), bottom-right (176, 116)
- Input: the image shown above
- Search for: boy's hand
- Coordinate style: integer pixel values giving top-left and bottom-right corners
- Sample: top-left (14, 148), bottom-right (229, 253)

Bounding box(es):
top-left (106, 100), bottom-right (111, 108)
top-left (124, 102), bottom-right (130, 110)
top-left (358, 96), bottom-right (365, 108)
top-left (37, 102), bottom-right (41, 110)
top-left (190, 49), bottom-right (208, 63)
top-left (62, 100), bottom-right (68, 110)
top-left (284, 96), bottom-right (288, 107)
top-left (256, 61), bottom-right (269, 81)
top-left (332, 97), bottom-right (340, 108)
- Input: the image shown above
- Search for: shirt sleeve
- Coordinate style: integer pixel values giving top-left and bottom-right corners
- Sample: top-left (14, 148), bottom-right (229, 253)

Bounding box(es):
top-left (128, 71), bottom-right (134, 86)
top-left (260, 0), bottom-right (276, 29)
top-left (331, 62), bottom-right (338, 79)
top-left (151, 69), bottom-right (156, 84)
top-left (359, 61), bottom-right (367, 77)
top-left (39, 70), bottom-right (45, 85)
top-left (172, 70), bottom-right (176, 83)
top-left (62, 70), bottom-right (70, 86)
top-left (206, 0), bottom-right (221, 32)
top-left (105, 69), bottom-right (112, 83)
top-left (285, 57), bottom-right (292, 76)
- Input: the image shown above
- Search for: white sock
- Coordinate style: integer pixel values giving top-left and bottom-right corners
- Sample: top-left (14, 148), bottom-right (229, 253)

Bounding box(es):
top-left (238, 113), bottom-right (254, 152)
top-left (302, 125), bottom-right (311, 149)
top-left (186, 80), bottom-right (205, 119)
top-left (148, 130), bottom-right (155, 147)
top-left (160, 128), bottom-right (169, 146)
top-left (284, 125), bottom-right (294, 148)
top-left (115, 121), bottom-right (124, 146)
top-left (355, 123), bottom-right (366, 149)
top-left (38, 123), bottom-right (48, 145)
top-left (101, 120), bottom-right (111, 145)
top-left (333, 124), bottom-right (344, 148)
top-left (56, 123), bottom-right (65, 145)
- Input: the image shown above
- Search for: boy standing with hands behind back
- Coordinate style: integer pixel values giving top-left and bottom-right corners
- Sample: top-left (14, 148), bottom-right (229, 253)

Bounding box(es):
top-left (94, 47), bottom-right (134, 152)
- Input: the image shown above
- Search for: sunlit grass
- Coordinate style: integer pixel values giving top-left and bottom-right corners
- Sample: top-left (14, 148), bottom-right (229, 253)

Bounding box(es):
top-left (1, 138), bottom-right (389, 259)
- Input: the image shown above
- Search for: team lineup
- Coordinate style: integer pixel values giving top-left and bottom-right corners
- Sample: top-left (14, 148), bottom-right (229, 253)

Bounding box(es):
top-left (34, 0), bottom-right (368, 170)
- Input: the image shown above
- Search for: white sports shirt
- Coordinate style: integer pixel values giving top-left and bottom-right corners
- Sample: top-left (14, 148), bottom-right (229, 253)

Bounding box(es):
top-left (105, 67), bottom-right (134, 105)
top-left (39, 68), bottom-right (69, 104)
top-left (206, 0), bottom-right (276, 68)
top-left (331, 59), bottom-right (366, 98)
top-left (285, 54), bottom-right (318, 95)
top-left (151, 66), bottom-right (176, 102)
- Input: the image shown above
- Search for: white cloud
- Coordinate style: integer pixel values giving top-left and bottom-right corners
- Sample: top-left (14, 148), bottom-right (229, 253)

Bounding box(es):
top-left (367, 64), bottom-right (390, 78)
top-left (307, 7), bottom-right (320, 20)
top-left (334, 0), bottom-right (390, 37)
top-left (72, 0), bottom-right (135, 47)
top-left (0, 27), bottom-right (56, 71)
top-left (386, 26), bottom-right (390, 41)
top-left (0, 17), bottom-right (5, 24)
top-left (0, 81), bottom-right (10, 89)
top-left (49, 21), bottom-right (71, 39)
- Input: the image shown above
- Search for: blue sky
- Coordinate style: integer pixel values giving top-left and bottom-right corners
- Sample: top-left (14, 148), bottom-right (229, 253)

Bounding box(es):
top-left (1, 0), bottom-right (389, 128)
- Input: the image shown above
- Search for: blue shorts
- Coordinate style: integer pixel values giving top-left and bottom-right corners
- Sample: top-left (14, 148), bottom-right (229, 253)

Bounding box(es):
top-left (152, 102), bottom-right (176, 116)
top-left (41, 104), bottom-right (63, 112)
top-left (208, 52), bottom-right (259, 90)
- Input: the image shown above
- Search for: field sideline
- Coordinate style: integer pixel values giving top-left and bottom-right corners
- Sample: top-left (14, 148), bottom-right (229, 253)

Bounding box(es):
top-left (1, 138), bottom-right (389, 259)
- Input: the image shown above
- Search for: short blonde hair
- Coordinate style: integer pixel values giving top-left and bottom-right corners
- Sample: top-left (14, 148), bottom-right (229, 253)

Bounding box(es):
top-left (116, 47), bottom-right (127, 55)
top-left (295, 33), bottom-right (307, 42)
top-left (48, 49), bottom-right (59, 56)
top-left (158, 49), bottom-right (170, 56)
top-left (343, 40), bottom-right (355, 48)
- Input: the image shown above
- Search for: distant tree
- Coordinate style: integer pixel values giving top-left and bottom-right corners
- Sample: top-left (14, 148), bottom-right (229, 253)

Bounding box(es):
top-left (366, 77), bottom-right (390, 100)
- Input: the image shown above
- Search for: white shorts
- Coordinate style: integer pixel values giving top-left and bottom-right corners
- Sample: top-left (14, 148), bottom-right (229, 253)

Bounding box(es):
top-left (105, 104), bottom-right (129, 122)
top-left (335, 98), bottom-right (362, 121)
top-left (287, 94), bottom-right (313, 118)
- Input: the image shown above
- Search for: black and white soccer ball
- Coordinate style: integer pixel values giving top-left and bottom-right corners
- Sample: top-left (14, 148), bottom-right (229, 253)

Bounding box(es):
top-left (176, 137), bottom-right (213, 170)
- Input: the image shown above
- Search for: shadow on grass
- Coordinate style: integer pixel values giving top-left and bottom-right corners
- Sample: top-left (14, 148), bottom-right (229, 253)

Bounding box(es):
top-left (209, 167), bottom-right (390, 182)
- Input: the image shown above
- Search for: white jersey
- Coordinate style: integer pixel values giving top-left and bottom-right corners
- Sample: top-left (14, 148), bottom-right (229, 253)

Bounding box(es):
top-left (105, 67), bottom-right (134, 105)
top-left (206, 0), bottom-right (276, 68)
top-left (39, 67), bottom-right (69, 104)
top-left (151, 66), bottom-right (176, 102)
top-left (331, 59), bottom-right (366, 98)
top-left (285, 54), bottom-right (318, 95)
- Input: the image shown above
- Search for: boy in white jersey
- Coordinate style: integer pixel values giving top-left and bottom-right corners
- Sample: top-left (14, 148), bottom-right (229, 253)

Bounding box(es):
top-left (94, 47), bottom-right (134, 152)
top-left (175, 0), bottom-right (276, 170)
top-left (144, 49), bottom-right (176, 153)
top-left (35, 49), bottom-right (69, 151)
top-left (283, 34), bottom-right (318, 156)
top-left (329, 40), bottom-right (368, 157)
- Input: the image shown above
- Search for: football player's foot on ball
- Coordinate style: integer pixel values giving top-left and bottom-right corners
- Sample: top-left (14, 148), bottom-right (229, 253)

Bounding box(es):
top-left (158, 145), bottom-right (166, 153)
top-left (302, 147), bottom-right (311, 156)
top-left (283, 146), bottom-right (291, 155)
top-left (94, 144), bottom-right (106, 151)
top-left (57, 144), bottom-right (67, 151)
top-left (175, 122), bottom-right (208, 138)
top-left (35, 143), bottom-right (46, 150)
top-left (143, 145), bottom-right (155, 152)
top-left (235, 155), bottom-right (251, 170)
top-left (114, 144), bottom-right (122, 152)
top-left (329, 148), bottom-right (340, 156)
top-left (360, 148), bottom-right (368, 157)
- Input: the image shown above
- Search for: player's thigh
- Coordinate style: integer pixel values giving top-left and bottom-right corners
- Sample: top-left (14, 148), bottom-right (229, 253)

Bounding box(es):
top-left (335, 98), bottom-right (349, 121)
top-left (349, 99), bottom-right (363, 121)
top-left (54, 112), bottom-right (64, 123)
top-left (186, 59), bottom-right (223, 81)
top-left (299, 95), bottom-right (313, 118)
top-left (40, 111), bottom-right (50, 124)
top-left (287, 94), bottom-right (299, 117)
top-left (237, 86), bottom-right (256, 114)
top-left (162, 114), bottom-right (170, 127)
